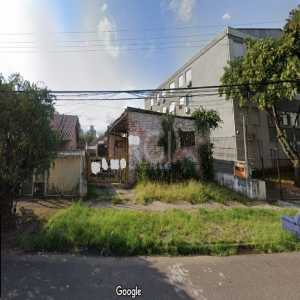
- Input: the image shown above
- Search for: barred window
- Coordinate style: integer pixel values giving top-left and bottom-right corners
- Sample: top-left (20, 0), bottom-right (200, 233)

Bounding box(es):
top-left (180, 131), bottom-right (195, 147)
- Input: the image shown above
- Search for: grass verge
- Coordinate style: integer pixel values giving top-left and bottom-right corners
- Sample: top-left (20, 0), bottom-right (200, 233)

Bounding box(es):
top-left (134, 180), bottom-right (248, 204)
top-left (18, 203), bottom-right (300, 256)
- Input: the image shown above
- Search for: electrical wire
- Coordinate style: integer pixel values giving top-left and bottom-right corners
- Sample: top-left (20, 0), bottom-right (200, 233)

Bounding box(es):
top-left (0, 20), bottom-right (282, 35)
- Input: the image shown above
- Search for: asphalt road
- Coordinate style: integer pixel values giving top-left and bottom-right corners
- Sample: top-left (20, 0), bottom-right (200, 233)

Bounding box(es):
top-left (1, 252), bottom-right (300, 300)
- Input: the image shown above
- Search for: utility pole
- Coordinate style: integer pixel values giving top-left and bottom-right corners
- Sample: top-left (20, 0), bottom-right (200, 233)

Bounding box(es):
top-left (275, 148), bottom-right (283, 201)
top-left (242, 111), bottom-right (249, 195)
top-left (168, 130), bottom-right (172, 163)
top-left (243, 88), bottom-right (251, 196)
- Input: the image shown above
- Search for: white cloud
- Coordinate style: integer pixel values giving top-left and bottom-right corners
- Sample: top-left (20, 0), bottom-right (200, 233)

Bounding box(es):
top-left (166, 0), bottom-right (195, 22)
top-left (101, 3), bottom-right (107, 12)
top-left (97, 16), bottom-right (120, 58)
top-left (222, 13), bottom-right (231, 21)
top-left (0, 0), bottom-right (145, 132)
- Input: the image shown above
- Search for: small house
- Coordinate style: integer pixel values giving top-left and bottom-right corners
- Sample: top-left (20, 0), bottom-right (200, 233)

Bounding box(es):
top-left (22, 113), bottom-right (87, 197)
top-left (104, 107), bottom-right (205, 184)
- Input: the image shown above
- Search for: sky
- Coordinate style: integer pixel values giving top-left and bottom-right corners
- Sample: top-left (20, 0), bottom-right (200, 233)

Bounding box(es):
top-left (0, 0), bottom-right (299, 132)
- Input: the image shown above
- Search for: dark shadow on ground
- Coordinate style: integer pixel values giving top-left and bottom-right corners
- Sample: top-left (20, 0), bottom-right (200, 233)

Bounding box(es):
top-left (266, 181), bottom-right (300, 204)
top-left (88, 184), bottom-right (118, 201)
top-left (19, 198), bottom-right (73, 209)
top-left (1, 254), bottom-right (193, 300)
top-left (87, 184), bottom-right (134, 205)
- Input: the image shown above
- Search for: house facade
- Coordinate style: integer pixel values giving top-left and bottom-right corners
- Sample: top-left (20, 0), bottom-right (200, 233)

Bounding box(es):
top-left (144, 27), bottom-right (300, 178)
top-left (102, 107), bottom-right (205, 184)
top-left (22, 113), bottom-right (87, 197)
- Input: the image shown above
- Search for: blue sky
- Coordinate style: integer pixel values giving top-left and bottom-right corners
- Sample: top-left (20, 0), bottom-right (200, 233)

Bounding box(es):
top-left (0, 0), bottom-right (298, 130)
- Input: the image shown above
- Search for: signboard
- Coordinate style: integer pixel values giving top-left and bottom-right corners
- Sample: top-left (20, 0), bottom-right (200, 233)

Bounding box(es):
top-left (234, 161), bottom-right (246, 179)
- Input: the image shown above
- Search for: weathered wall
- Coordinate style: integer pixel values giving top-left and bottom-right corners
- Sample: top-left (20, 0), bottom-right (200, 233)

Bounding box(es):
top-left (126, 111), bottom-right (203, 183)
top-left (215, 172), bottom-right (267, 200)
top-left (47, 154), bottom-right (83, 196)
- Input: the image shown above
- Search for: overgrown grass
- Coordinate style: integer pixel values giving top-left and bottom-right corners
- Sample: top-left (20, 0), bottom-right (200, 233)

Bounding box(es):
top-left (135, 180), bottom-right (248, 204)
top-left (19, 202), bottom-right (300, 256)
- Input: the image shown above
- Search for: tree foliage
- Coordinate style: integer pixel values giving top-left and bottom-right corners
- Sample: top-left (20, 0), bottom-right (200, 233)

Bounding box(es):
top-left (192, 106), bottom-right (222, 135)
top-left (0, 74), bottom-right (59, 219)
top-left (158, 114), bottom-right (177, 159)
top-left (80, 125), bottom-right (98, 146)
top-left (219, 5), bottom-right (300, 185)
top-left (192, 107), bottom-right (221, 181)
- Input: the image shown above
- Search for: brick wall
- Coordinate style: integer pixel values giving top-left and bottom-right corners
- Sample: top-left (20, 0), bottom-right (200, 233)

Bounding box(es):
top-left (127, 111), bottom-right (204, 183)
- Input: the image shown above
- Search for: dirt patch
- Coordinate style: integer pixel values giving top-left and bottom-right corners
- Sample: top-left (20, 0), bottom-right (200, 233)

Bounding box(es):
top-left (2, 198), bottom-right (73, 253)
top-left (16, 198), bottom-right (72, 221)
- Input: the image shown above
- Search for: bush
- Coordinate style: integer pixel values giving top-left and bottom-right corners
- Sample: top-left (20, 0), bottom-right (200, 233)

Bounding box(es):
top-left (136, 158), bottom-right (198, 183)
top-left (19, 203), bottom-right (300, 256)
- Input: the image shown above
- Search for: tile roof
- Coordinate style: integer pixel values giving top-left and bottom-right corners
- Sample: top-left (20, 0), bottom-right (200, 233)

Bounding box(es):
top-left (51, 113), bottom-right (79, 142)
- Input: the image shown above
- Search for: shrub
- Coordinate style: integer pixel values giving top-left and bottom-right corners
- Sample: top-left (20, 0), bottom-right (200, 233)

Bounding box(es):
top-left (136, 159), bottom-right (197, 183)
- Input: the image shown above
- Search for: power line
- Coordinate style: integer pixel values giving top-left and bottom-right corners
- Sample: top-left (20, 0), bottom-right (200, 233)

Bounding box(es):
top-left (0, 40), bottom-right (221, 49)
top-left (0, 20), bottom-right (282, 35)
top-left (0, 43), bottom-right (230, 54)
top-left (1, 80), bottom-right (298, 99)
top-left (0, 32), bottom-right (219, 44)
top-left (50, 79), bottom-right (300, 95)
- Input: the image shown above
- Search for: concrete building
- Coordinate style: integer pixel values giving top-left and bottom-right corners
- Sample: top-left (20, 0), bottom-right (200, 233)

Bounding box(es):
top-left (145, 27), bottom-right (300, 178)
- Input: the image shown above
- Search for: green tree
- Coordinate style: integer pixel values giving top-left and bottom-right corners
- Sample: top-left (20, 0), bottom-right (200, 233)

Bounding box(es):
top-left (219, 6), bottom-right (300, 185)
top-left (0, 74), bottom-right (59, 223)
top-left (192, 106), bottom-right (222, 135)
top-left (192, 107), bottom-right (222, 181)
top-left (285, 5), bottom-right (300, 34)
top-left (80, 125), bottom-right (97, 146)
top-left (158, 114), bottom-right (176, 161)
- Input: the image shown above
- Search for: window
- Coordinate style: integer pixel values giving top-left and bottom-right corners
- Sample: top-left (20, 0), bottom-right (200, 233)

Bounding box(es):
top-left (283, 114), bottom-right (289, 126)
top-left (162, 106), bottom-right (168, 113)
top-left (185, 94), bottom-right (192, 106)
top-left (162, 91), bottom-right (166, 103)
top-left (179, 131), bottom-right (195, 147)
top-left (185, 69), bottom-right (192, 87)
top-left (179, 97), bottom-right (185, 107)
top-left (169, 102), bottom-right (176, 114)
top-left (291, 113), bottom-right (300, 128)
top-left (178, 74), bottom-right (185, 88)
top-left (156, 93), bottom-right (160, 105)
top-left (169, 81), bottom-right (175, 93)
top-left (281, 112), bottom-right (292, 126)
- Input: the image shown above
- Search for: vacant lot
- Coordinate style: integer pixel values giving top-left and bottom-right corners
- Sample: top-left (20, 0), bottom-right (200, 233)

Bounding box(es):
top-left (19, 202), bottom-right (300, 256)
top-left (134, 180), bottom-right (248, 205)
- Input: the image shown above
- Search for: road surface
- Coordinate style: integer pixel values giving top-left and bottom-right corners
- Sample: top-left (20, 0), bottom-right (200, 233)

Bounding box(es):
top-left (1, 252), bottom-right (300, 300)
